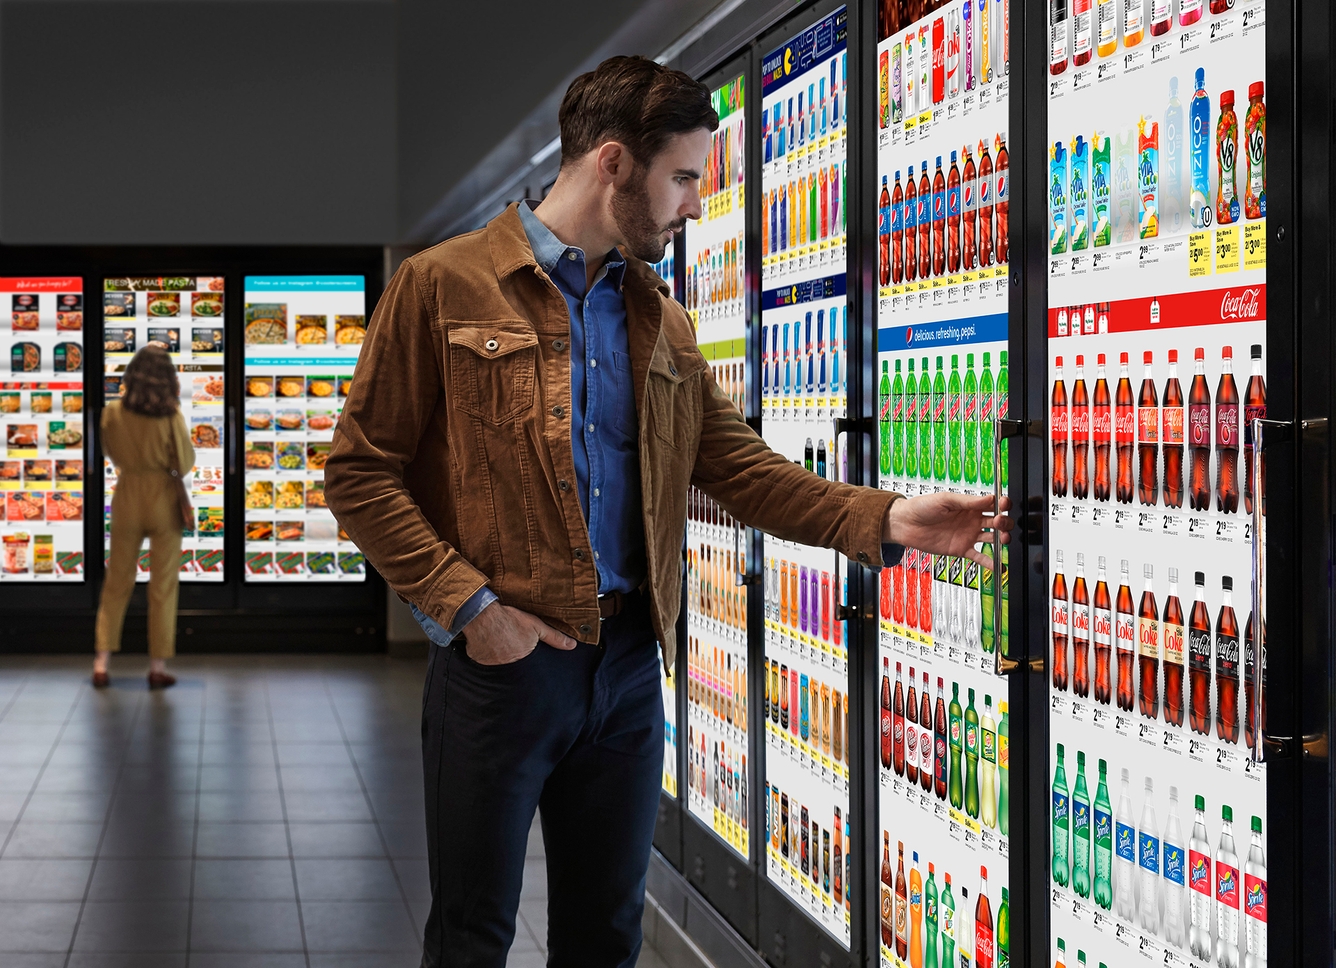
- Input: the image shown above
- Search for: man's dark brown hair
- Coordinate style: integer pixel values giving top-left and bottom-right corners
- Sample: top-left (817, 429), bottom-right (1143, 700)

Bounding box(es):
top-left (559, 55), bottom-right (719, 167)
top-left (121, 346), bottom-right (181, 418)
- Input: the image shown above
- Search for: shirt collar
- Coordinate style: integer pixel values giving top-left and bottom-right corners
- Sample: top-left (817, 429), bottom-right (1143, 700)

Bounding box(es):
top-left (518, 199), bottom-right (626, 292)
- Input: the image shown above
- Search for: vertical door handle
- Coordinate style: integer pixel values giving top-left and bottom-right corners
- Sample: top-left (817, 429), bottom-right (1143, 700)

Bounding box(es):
top-left (1247, 416), bottom-right (1291, 762)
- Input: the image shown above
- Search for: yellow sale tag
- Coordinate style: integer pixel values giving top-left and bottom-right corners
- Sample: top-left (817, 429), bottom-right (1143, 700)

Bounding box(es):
top-left (1243, 220), bottom-right (1266, 270)
top-left (1215, 225), bottom-right (1241, 274)
top-left (1187, 232), bottom-right (1212, 277)
top-left (904, 115), bottom-right (917, 132)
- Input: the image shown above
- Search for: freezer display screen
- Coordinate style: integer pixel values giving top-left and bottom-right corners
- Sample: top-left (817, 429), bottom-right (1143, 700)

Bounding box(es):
top-left (684, 73), bottom-right (749, 849)
top-left (758, 7), bottom-right (852, 946)
top-left (1, 278), bottom-right (85, 581)
top-left (242, 276), bottom-right (366, 582)
top-left (873, 0), bottom-right (1013, 965)
top-left (103, 276), bottom-right (226, 581)
top-left (1046, 2), bottom-right (1267, 966)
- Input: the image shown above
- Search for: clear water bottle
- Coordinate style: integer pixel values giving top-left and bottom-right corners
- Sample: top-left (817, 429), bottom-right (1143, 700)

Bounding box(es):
top-left (1138, 776), bottom-right (1160, 935)
top-left (1216, 805), bottom-right (1241, 968)
top-left (1114, 767), bottom-right (1135, 920)
top-left (1162, 785), bottom-right (1188, 949)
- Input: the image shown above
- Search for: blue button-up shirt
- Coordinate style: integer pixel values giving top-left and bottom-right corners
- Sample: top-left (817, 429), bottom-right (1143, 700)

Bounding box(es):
top-left (412, 200), bottom-right (646, 646)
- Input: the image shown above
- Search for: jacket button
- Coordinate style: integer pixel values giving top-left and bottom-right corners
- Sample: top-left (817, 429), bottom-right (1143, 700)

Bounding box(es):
top-left (579, 624), bottom-right (592, 635)
top-left (553, 340), bottom-right (566, 351)
top-left (574, 549), bottom-right (585, 560)
top-left (485, 338), bottom-right (499, 351)
top-left (857, 551), bottom-right (869, 562)
top-left (552, 406), bottom-right (564, 417)
top-left (669, 365), bottom-right (678, 376)
top-left (558, 480), bottom-right (569, 491)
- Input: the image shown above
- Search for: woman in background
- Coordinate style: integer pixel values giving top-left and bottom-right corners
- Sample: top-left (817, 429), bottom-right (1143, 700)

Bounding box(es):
top-left (93, 346), bottom-right (194, 689)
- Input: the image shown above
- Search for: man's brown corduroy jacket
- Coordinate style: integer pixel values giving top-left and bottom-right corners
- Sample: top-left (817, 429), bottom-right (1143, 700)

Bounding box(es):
top-left (324, 204), bottom-right (899, 668)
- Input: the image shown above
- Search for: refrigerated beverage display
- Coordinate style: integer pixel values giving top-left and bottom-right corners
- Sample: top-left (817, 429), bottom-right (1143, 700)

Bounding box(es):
top-left (1244, 612), bottom-right (1266, 749)
top-left (1189, 348), bottom-right (1212, 510)
top-left (909, 852), bottom-right (923, 967)
top-left (905, 359), bottom-right (919, 478)
top-left (1190, 69), bottom-right (1212, 230)
top-left (895, 840), bottom-right (909, 959)
top-left (880, 361), bottom-right (893, 476)
top-left (1217, 346), bottom-right (1241, 513)
top-left (1050, 0), bottom-right (1068, 75)
top-left (1217, 805), bottom-right (1241, 967)
top-left (947, 355), bottom-right (962, 482)
top-left (1050, 141), bottom-right (1069, 255)
top-left (1072, 751), bottom-right (1091, 898)
top-left (1093, 758), bottom-right (1113, 909)
top-left (893, 661), bottom-right (905, 775)
top-left (976, 867), bottom-right (995, 968)
top-left (979, 141), bottom-right (995, 266)
top-left (980, 353), bottom-right (995, 486)
top-left (1053, 744), bottom-right (1071, 887)
top-left (963, 146), bottom-right (978, 270)
top-left (1244, 344), bottom-right (1266, 515)
top-left (1188, 571), bottom-right (1213, 734)
top-left (1115, 353), bottom-right (1135, 504)
top-left (1071, 356), bottom-right (1089, 499)
top-left (933, 357), bottom-right (947, 481)
top-left (905, 166), bottom-right (919, 283)
top-left (1137, 352), bottom-right (1159, 504)
top-left (881, 657), bottom-right (893, 770)
top-left (1163, 785), bottom-right (1188, 949)
top-left (881, 832), bottom-right (894, 947)
top-left (964, 354), bottom-right (979, 484)
top-left (1216, 576), bottom-right (1241, 744)
top-left (1163, 568), bottom-right (1186, 727)
top-left (906, 666), bottom-right (920, 786)
top-left (920, 672), bottom-right (933, 793)
top-left (1053, 550), bottom-right (1070, 691)
top-left (998, 702), bottom-right (1010, 835)
top-left (1092, 354), bottom-right (1111, 501)
top-left (1071, 0), bottom-right (1091, 66)
top-left (1069, 135), bottom-right (1089, 251)
top-left (918, 163), bottom-right (932, 280)
top-left (1093, 557), bottom-right (1113, 706)
top-left (948, 152), bottom-right (962, 273)
top-left (941, 873), bottom-right (957, 968)
top-left (1138, 563), bottom-right (1159, 719)
top-left (1244, 83), bottom-right (1266, 220)
top-left (1138, 776), bottom-right (1160, 935)
top-left (880, 176), bottom-right (892, 287)
top-left (1073, 553), bottom-right (1091, 698)
top-left (925, 863), bottom-right (939, 968)
top-left (964, 688), bottom-right (981, 820)
top-left (1052, 356), bottom-right (1069, 497)
top-left (1217, 89), bottom-right (1240, 225)
top-left (981, 696), bottom-right (998, 829)
top-left (950, 682), bottom-right (964, 809)
top-left (1103, 771), bottom-right (1131, 923)
top-left (1163, 349), bottom-right (1185, 507)
top-left (1091, 135), bottom-right (1112, 247)
top-left (932, 157), bottom-right (947, 277)
top-left (1244, 815), bottom-right (1266, 968)
top-left (935, 678), bottom-right (948, 800)
top-left (1190, 794), bottom-right (1213, 959)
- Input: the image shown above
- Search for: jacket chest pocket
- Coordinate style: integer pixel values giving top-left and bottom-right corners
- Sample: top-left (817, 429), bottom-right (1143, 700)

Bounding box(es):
top-left (446, 324), bottom-right (539, 423)
top-left (646, 367), bottom-right (701, 446)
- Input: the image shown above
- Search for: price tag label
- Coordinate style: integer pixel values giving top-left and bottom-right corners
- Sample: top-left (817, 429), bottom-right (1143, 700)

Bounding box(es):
top-left (1161, 513), bottom-right (1183, 538)
top-left (1164, 948), bottom-right (1191, 968)
top-left (1188, 736), bottom-right (1211, 762)
top-left (1139, 721), bottom-right (1161, 747)
top-left (1216, 517), bottom-right (1240, 543)
top-left (1071, 253), bottom-right (1090, 275)
top-left (964, 826), bottom-right (980, 849)
top-left (981, 829), bottom-right (996, 852)
top-left (1216, 225), bottom-right (1241, 273)
top-left (1072, 503), bottom-right (1091, 527)
top-left (1244, 221), bottom-right (1267, 270)
top-left (1241, 3), bottom-right (1266, 34)
top-left (1163, 728), bottom-right (1187, 756)
top-left (1091, 505), bottom-right (1110, 528)
top-left (1075, 701), bottom-right (1091, 724)
top-left (1115, 921), bottom-right (1136, 947)
top-left (1139, 934), bottom-right (1166, 962)
top-left (1179, 26), bottom-right (1205, 53)
top-left (1073, 68), bottom-right (1094, 92)
top-left (1051, 258), bottom-right (1068, 278)
top-left (1053, 693), bottom-right (1067, 713)
top-left (1210, 12), bottom-right (1240, 44)
top-left (1071, 897), bottom-right (1087, 922)
top-left (1188, 231), bottom-right (1213, 277)
top-left (1216, 743), bottom-right (1242, 774)
top-left (949, 645), bottom-right (964, 666)
top-left (1187, 515), bottom-right (1210, 539)
top-left (1122, 48), bottom-right (1147, 74)
top-left (1096, 58), bottom-right (1120, 83)
top-left (998, 836), bottom-right (1009, 859)
top-left (1138, 511), bottom-right (1157, 533)
top-left (950, 817), bottom-right (964, 842)
top-left (936, 801), bottom-right (949, 822)
top-left (1151, 39), bottom-right (1173, 63)
top-left (1091, 705), bottom-right (1109, 729)
top-left (1115, 714), bottom-right (1134, 737)
top-left (1114, 508), bottom-right (1132, 529)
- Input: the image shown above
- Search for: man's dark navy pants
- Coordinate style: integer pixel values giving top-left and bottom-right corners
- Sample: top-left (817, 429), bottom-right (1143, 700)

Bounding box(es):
top-left (419, 593), bottom-right (663, 968)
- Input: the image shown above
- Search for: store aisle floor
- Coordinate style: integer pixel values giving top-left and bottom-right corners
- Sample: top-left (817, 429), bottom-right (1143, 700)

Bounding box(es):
top-left (0, 653), bottom-right (678, 967)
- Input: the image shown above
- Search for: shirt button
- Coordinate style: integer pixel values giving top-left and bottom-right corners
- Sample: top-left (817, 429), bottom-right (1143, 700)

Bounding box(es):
top-left (552, 406), bottom-right (565, 417)
top-left (558, 480), bottom-right (569, 491)
top-left (485, 338), bottom-right (499, 352)
top-left (554, 340), bottom-right (566, 351)
top-left (857, 551), bottom-right (869, 562)
top-left (589, 359), bottom-right (597, 368)
top-left (593, 487), bottom-right (600, 497)
top-left (670, 365), bottom-right (678, 376)
top-left (567, 252), bottom-right (578, 261)
top-left (594, 551), bottom-right (601, 560)
top-left (587, 423), bottom-right (595, 433)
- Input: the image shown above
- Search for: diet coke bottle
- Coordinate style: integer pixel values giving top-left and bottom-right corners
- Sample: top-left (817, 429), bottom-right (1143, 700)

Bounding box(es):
top-left (1115, 559), bottom-right (1136, 712)
top-left (1072, 553), bottom-right (1091, 698)
top-left (1162, 568), bottom-right (1186, 728)
top-left (1138, 563), bottom-right (1159, 719)
top-left (1162, 350), bottom-right (1185, 507)
top-left (1115, 352), bottom-right (1135, 504)
top-left (1053, 549), bottom-right (1070, 691)
top-left (1138, 352), bottom-right (1159, 505)
top-left (1093, 557), bottom-right (1112, 705)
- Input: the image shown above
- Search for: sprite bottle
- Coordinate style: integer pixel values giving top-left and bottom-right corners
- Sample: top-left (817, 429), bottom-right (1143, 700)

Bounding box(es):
top-left (940, 873), bottom-right (957, 968)
top-left (879, 360), bottom-right (893, 477)
top-left (905, 359), bottom-right (918, 479)
top-left (1093, 757), bottom-right (1113, 909)
top-left (964, 688), bottom-right (980, 820)
top-left (1053, 743), bottom-right (1071, 887)
top-left (933, 356), bottom-right (948, 481)
top-left (964, 353), bottom-right (979, 484)
top-left (1073, 750), bottom-right (1091, 898)
top-left (925, 863), bottom-right (939, 968)
top-left (919, 357), bottom-right (933, 480)
top-left (948, 354), bottom-right (963, 482)
top-left (979, 352), bottom-right (995, 486)
top-left (949, 682), bottom-right (964, 809)
top-left (998, 350), bottom-right (1010, 487)
top-left (891, 359), bottom-right (905, 476)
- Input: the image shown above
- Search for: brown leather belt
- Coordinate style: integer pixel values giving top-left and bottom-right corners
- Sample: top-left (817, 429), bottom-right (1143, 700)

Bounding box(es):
top-left (598, 587), bottom-right (640, 620)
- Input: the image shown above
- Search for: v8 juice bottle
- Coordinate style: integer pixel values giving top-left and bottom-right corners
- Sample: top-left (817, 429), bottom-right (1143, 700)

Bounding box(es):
top-left (1050, 140), bottom-right (1069, 254)
top-left (1217, 89), bottom-right (1240, 225)
top-left (1245, 82), bottom-right (1266, 219)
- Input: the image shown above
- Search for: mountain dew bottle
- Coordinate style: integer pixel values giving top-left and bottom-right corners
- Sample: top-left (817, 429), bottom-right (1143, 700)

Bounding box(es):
top-left (890, 359), bottom-right (905, 476)
top-left (998, 351), bottom-right (1010, 486)
top-left (963, 353), bottom-right (979, 484)
top-left (1093, 757), bottom-right (1113, 909)
top-left (979, 353), bottom-right (995, 486)
top-left (933, 356), bottom-right (948, 481)
top-left (905, 360), bottom-right (919, 478)
top-left (948, 355), bottom-right (963, 482)
top-left (919, 357), bottom-right (933, 480)
top-left (879, 360), bottom-right (893, 477)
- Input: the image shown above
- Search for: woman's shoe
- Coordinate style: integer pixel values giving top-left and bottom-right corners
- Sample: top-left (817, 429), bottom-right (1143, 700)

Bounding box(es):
top-left (92, 671), bottom-right (110, 689)
top-left (147, 671), bottom-right (176, 690)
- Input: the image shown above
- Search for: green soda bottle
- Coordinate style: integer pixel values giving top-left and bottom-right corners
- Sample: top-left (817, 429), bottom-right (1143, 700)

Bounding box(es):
top-left (1000, 542), bottom-right (1010, 659)
top-left (925, 863), bottom-right (939, 968)
top-left (932, 357), bottom-right (948, 481)
top-left (964, 688), bottom-right (980, 820)
top-left (1093, 757), bottom-right (1113, 909)
top-left (1052, 743), bottom-right (1071, 887)
top-left (919, 357), bottom-right (933, 480)
top-left (998, 886), bottom-right (1010, 968)
top-left (998, 351), bottom-right (1009, 487)
top-left (981, 540), bottom-right (995, 654)
top-left (998, 702), bottom-right (1010, 836)
top-left (949, 682), bottom-right (964, 809)
top-left (947, 355), bottom-right (963, 482)
top-left (905, 360), bottom-right (919, 478)
top-left (891, 359), bottom-right (905, 476)
top-left (979, 352), bottom-right (995, 486)
top-left (879, 360), bottom-right (893, 477)
top-left (1073, 750), bottom-right (1091, 898)
top-left (940, 873), bottom-right (956, 968)
top-left (963, 353), bottom-right (979, 484)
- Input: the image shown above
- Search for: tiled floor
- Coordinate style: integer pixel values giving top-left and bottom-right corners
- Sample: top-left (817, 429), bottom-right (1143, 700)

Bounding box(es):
top-left (0, 653), bottom-right (678, 968)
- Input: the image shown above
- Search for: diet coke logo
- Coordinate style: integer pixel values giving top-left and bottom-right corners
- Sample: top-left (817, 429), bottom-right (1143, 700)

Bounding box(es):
top-left (1220, 288), bottom-right (1262, 321)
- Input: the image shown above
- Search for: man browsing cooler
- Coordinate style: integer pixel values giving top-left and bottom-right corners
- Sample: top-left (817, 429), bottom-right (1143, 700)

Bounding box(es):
top-left (324, 55), bottom-right (1012, 968)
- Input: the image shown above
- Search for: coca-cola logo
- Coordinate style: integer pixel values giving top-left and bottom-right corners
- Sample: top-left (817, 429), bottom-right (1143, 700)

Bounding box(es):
top-left (1220, 288), bottom-right (1261, 320)
top-left (1094, 613), bottom-right (1112, 638)
top-left (1053, 602), bottom-right (1069, 629)
top-left (1139, 622), bottom-right (1159, 646)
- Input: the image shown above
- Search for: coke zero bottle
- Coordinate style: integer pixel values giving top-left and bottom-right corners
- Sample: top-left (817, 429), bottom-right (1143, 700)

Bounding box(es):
top-left (1073, 553), bottom-right (1091, 698)
top-left (1138, 352), bottom-right (1159, 505)
top-left (881, 657), bottom-right (893, 769)
top-left (1115, 352), bottom-right (1135, 504)
top-left (1115, 559), bottom-right (1135, 711)
top-left (1216, 347), bottom-right (1240, 513)
top-left (1188, 572), bottom-right (1212, 735)
top-left (1052, 357), bottom-right (1069, 497)
top-left (1138, 563), bottom-right (1160, 719)
top-left (1216, 576), bottom-right (1240, 744)
top-left (1093, 354), bottom-right (1112, 501)
top-left (1162, 350), bottom-right (1185, 507)
top-left (893, 661), bottom-right (906, 775)
top-left (1244, 611), bottom-right (1266, 749)
top-left (906, 667), bottom-right (920, 785)
top-left (1053, 549), bottom-right (1070, 692)
top-left (1162, 567), bottom-right (1185, 727)
top-left (1244, 344), bottom-right (1266, 516)
top-left (1093, 556), bottom-right (1112, 705)
top-left (1071, 355), bottom-right (1090, 499)
top-left (1188, 348), bottom-right (1212, 511)
top-left (978, 139), bottom-right (994, 266)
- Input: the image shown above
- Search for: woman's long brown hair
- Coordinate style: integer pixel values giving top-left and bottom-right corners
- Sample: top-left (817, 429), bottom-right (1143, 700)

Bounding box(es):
top-left (121, 346), bottom-right (181, 417)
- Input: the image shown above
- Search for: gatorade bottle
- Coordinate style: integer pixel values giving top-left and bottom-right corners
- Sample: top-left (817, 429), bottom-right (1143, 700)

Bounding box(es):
top-left (1052, 743), bottom-right (1070, 887)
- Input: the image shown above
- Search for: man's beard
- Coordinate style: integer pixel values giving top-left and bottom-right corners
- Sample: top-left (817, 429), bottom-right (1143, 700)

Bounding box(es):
top-left (611, 168), bottom-right (685, 263)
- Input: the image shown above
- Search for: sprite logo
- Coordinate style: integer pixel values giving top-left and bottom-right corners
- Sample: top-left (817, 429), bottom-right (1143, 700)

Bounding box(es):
top-left (1116, 823), bottom-right (1135, 861)
top-left (1190, 855), bottom-right (1210, 890)
top-left (1218, 867), bottom-right (1238, 904)
top-left (1246, 881), bottom-right (1266, 914)
top-left (1094, 811), bottom-right (1112, 841)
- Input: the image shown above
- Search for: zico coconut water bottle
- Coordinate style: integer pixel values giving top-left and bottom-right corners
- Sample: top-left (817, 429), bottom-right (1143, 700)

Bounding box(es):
top-left (1052, 744), bottom-right (1070, 887)
top-left (1070, 135), bottom-right (1090, 251)
top-left (1115, 768), bottom-right (1135, 920)
top-left (1093, 758), bottom-right (1113, 910)
top-left (1189, 795), bottom-right (1213, 960)
top-left (1092, 132), bottom-right (1112, 246)
top-left (1163, 786), bottom-right (1188, 950)
top-left (1163, 76), bottom-right (1186, 232)
top-left (1138, 117), bottom-right (1160, 239)
top-left (1114, 128), bottom-right (1139, 243)
top-left (1138, 776), bottom-right (1160, 935)
top-left (1190, 68), bottom-right (1212, 229)
top-left (1050, 140), bottom-right (1069, 254)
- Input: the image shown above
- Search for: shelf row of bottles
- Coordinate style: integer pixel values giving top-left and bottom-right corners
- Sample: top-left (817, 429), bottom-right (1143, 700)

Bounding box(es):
top-left (700, 76), bottom-right (745, 217)
top-left (687, 723), bottom-right (749, 856)
top-left (765, 780), bottom-right (852, 932)
top-left (761, 308), bottom-right (848, 419)
top-left (762, 52), bottom-right (848, 168)
top-left (687, 232), bottom-right (746, 326)
top-left (763, 656), bottom-right (850, 782)
top-left (761, 166), bottom-right (848, 278)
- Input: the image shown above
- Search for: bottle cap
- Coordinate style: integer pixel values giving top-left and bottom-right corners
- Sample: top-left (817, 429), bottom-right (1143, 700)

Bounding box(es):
top-left (1223, 576), bottom-right (1233, 591)
top-left (1076, 354), bottom-right (1084, 366)
top-left (1057, 355), bottom-right (1063, 367)
top-left (938, 676), bottom-right (944, 687)
top-left (894, 171), bottom-right (899, 180)
top-left (983, 352), bottom-right (991, 366)
top-left (1196, 794), bottom-right (1206, 810)
top-left (1098, 555), bottom-right (1107, 569)
top-left (1000, 701), bottom-right (1008, 714)
top-left (981, 865), bottom-right (987, 878)
top-left (1196, 67), bottom-right (1206, 88)
top-left (967, 352), bottom-right (974, 365)
top-left (1144, 351), bottom-right (1153, 364)
top-left (1249, 81), bottom-right (1265, 100)
top-left (1059, 940), bottom-right (1067, 952)
top-left (1121, 558), bottom-right (1129, 573)
top-left (929, 862), bottom-right (935, 873)
top-left (1195, 347), bottom-right (1205, 360)
top-left (1251, 343), bottom-right (1262, 359)
top-left (1169, 349), bottom-right (1178, 363)
top-left (952, 354), bottom-right (959, 367)
top-left (1170, 785), bottom-right (1178, 799)
top-left (1121, 352), bottom-right (1129, 365)
top-left (1077, 750), bottom-right (1085, 767)
top-left (1145, 775), bottom-right (1154, 791)
top-left (1145, 563), bottom-right (1153, 578)
top-left (937, 155), bottom-right (943, 167)
top-left (896, 660), bottom-right (902, 671)
top-left (1223, 345), bottom-right (1233, 359)
top-left (913, 851), bottom-right (919, 862)
top-left (1002, 886), bottom-right (1008, 901)
top-left (1221, 89), bottom-right (1235, 107)
top-left (1223, 804), bottom-right (1233, 822)
top-left (1057, 742), bottom-right (1065, 756)
top-left (969, 687), bottom-right (975, 700)
top-left (1099, 757), bottom-right (1107, 772)
top-left (985, 694), bottom-right (992, 706)
top-left (1097, 353), bottom-right (1107, 365)
top-left (1057, 548), bottom-right (1064, 563)
top-left (1195, 571), bottom-right (1205, 585)
top-left (937, 355), bottom-right (944, 367)
top-left (1251, 815), bottom-right (1262, 832)
top-left (1169, 567), bottom-right (1178, 583)
top-left (951, 150), bottom-right (958, 162)
top-left (1122, 767), bottom-right (1130, 781)
top-left (1077, 552), bottom-right (1085, 566)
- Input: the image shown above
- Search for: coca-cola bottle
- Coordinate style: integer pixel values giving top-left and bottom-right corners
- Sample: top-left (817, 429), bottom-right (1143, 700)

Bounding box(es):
top-left (906, 667), bottom-right (920, 785)
top-left (1216, 347), bottom-right (1240, 513)
top-left (1093, 556), bottom-right (1112, 705)
top-left (1052, 357), bottom-right (1069, 497)
top-left (996, 134), bottom-right (1010, 263)
top-left (1115, 352), bottom-right (1135, 504)
top-left (920, 672), bottom-right (933, 792)
top-left (1188, 348), bottom-right (1212, 511)
top-left (1216, 576), bottom-right (1240, 744)
top-left (1244, 611), bottom-right (1266, 749)
top-left (978, 139), bottom-right (994, 267)
top-left (962, 145), bottom-right (978, 270)
top-left (881, 657), bottom-right (893, 769)
top-left (918, 162), bottom-right (932, 279)
top-left (1162, 349), bottom-right (1185, 507)
top-left (1115, 559), bottom-right (1135, 711)
top-left (1188, 572), bottom-right (1212, 735)
top-left (1071, 355), bottom-right (1090, 499)
top-left (1138, 352), bottom-right (1159, 505)
top-left (1053, 549), bottom-right (1070, 691)
top-left (1162, 568), bottom-right (1185, 727)
top-left (1092, 354), bottom-right (1112, 501)
top-left (1138, 563), bottom-right (1160, 719)
top-left (1073, 553), bottom-right (1091, 698)
top-left (893, 661), bottom-right (906, 775)
top-left (905, 165), bottom-right (919, 283)
top-left (1244, 344), bottom-right (1266, 515)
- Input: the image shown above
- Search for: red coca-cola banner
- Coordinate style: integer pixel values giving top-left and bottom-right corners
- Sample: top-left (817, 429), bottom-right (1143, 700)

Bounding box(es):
top-left (1047, 284), bottom-right (1267, 337)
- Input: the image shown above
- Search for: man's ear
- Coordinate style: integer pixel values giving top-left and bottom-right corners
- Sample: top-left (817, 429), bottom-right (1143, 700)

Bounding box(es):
top-left (594, 141), bottom-right (633, 187)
